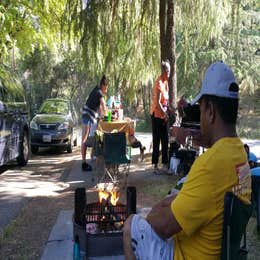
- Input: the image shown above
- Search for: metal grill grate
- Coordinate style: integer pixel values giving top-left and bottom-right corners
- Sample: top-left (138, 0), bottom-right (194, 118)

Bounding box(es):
top-left (85, 202), bottom-right (127, 224)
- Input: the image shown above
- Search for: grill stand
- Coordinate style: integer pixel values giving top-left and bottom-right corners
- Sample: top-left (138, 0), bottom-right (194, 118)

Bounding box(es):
top-left (73, 186), bottom-right (136, 258)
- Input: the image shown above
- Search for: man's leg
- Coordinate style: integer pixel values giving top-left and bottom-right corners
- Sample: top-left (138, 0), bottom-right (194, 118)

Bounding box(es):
top-left (151, 116), bottom-right (161, 166)
top-left (123, 214), bottom-right (174, 260)
top-left (81, 122), bottom-right (93, 171)
top-left (81, 124), bottom-right (90, 161)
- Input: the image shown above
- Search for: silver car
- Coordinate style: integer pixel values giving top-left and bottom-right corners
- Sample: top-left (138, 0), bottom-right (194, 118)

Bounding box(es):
top-left (30, 98), bottom-right (78, 154)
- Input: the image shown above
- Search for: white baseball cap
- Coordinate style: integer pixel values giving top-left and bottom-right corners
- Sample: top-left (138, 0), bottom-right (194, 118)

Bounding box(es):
top-left (191, 61), bottom-right (238, 105)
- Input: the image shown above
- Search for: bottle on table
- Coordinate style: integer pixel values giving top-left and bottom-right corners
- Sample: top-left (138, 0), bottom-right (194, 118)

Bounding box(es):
top-left (107, 110), bottom-right (112, 122)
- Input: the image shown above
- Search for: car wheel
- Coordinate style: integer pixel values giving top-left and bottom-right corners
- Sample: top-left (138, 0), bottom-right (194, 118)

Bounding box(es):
top-left (17, 130), bottom-right (29, 166)
top-left (31, 145), bottom-right (39, 154)
top-left (67, 138), bottom-right (73, 153)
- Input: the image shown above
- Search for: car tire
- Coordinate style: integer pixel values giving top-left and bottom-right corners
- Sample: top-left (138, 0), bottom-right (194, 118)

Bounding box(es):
top-left (17, 130), bottom-right (29, 166)
top-left (67, 138), bottom-right (73, 153)
top-left (31, 145), bottom-right (39, 154)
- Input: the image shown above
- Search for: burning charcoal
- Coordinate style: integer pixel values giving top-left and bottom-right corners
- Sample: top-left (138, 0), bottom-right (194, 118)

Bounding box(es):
top-left (114, 221), bottom-right (124, 230)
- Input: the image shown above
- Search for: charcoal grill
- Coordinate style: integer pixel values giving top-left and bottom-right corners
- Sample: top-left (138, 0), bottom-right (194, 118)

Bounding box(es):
top-left (85, 201), bottom-right (127, 224)
top-left (73, 186), bottom-right (136, 258)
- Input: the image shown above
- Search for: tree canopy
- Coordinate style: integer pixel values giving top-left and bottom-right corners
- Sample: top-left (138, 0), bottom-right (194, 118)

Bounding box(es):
top-left (0, 0), bottom-right (259, 124)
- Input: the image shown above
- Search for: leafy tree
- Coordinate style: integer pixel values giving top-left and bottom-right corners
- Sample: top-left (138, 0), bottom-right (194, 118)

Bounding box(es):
top-left (0, 0), bottom-right (67, 65)
top-left (1, 0), bottom-right (258, 127)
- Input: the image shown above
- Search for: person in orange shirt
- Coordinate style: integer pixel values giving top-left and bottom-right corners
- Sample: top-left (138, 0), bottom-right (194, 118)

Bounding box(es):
top-left (150, 60), bottom-right (170, 173)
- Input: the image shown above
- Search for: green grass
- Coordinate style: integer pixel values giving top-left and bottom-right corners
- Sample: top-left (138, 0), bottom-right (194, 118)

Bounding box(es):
top-left (142, 181), bottom-right (173, 200)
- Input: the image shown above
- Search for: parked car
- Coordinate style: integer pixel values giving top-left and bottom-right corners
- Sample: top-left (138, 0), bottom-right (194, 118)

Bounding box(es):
top-left (30, 98), bottom-right (78, 154)
top-left (0, 66), bottom-right (30, 166)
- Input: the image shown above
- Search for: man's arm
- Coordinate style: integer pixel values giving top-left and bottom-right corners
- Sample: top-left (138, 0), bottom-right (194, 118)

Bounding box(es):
top-left (146, 192), bottom-right (182, 240)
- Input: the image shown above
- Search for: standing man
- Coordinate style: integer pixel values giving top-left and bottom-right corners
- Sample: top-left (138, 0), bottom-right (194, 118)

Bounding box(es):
top-left (81, 75), bottom-right (108, 171)
top-left (150, 60), bottom-right (170, 174)
top-left (123, 61), bottom-right (251, 259)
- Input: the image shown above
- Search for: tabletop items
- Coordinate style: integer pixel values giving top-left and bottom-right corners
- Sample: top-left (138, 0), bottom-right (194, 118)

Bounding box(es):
top-left (104, 95), bottom-right (124, 122)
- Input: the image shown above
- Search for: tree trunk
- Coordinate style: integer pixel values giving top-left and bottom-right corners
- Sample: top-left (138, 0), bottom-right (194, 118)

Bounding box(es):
top-left (159, 0), bottom-right (167, 61)
top-left (159, 0), bottom-right (177, 108)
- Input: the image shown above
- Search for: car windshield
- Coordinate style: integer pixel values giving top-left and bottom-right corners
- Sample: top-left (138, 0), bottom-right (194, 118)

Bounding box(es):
top-left (39, 100), bottom-right (69, 115)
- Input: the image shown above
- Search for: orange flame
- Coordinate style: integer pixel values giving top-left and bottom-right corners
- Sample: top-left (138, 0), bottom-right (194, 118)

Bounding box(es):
top-left (98, 189), bottom-right (119, 206)
top-left (110, 191), bottom-right (119, 206)
top-left (98, 190), bottom-right (110, 203)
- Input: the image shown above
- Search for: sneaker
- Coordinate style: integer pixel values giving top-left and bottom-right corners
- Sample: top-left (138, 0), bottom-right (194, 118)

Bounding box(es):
top-left (82, 162), bottom-right (92, 171)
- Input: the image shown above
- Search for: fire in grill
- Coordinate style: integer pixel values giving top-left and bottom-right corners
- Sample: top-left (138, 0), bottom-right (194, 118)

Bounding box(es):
top-left (85, 202), bottom-right (127, 223)
top-left (73, 186), bottom-right (136, 257)
top-left (85, 201), bottom-right (127, 233)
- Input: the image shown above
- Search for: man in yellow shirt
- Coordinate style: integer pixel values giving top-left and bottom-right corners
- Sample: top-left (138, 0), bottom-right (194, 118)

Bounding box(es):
top-left (123, 61), bottom-right (251, 260)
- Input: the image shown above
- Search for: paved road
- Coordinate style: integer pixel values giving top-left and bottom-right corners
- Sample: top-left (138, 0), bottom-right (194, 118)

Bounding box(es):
top-left (0, 146), bottom-right (78, 234)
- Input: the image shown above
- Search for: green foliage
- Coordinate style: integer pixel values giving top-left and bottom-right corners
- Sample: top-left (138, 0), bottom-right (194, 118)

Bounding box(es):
top-left (0, 65), bottom-right (25, 101)
top-left (74, 0), bottom-right (160, 108)
top-left (1, 0), bottom-right (258, 136)
top-left (176, 1), bottom-right (260, 99)
top-left (19, 46), bottom-right (92, 118)
top-left (0, 0), bottom-right (67, 63)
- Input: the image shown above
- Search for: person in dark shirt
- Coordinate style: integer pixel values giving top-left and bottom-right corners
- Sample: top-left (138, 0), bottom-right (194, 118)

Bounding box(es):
top-left (81, 75), bottom-right (108, 171)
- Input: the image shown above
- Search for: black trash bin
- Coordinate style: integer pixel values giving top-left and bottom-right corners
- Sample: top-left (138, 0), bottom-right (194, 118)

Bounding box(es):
top-left (251, 169), bottom-right (260, 232)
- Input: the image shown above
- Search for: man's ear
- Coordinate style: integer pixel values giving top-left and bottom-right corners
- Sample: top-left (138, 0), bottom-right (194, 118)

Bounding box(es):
top-left (208, 101), bottom-right (215, 124)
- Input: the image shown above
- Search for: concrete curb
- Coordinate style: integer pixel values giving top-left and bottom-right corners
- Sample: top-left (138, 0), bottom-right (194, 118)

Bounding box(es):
top-left (41, 210), bottom-right (73, 260)
top-left (41, 207), bottom-right (151, 259)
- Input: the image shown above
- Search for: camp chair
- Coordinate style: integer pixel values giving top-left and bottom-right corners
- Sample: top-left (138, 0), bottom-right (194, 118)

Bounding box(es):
top-left (221, 192), bottom-right (252, 260)
top-left (251, 174), bottom-right (260, 232)
top-left (101, 132), bottom-right (131, 185)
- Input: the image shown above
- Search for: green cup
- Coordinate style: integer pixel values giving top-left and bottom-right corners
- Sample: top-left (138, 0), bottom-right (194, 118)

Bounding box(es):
top-left (107, 111), bottom-right (112, 122)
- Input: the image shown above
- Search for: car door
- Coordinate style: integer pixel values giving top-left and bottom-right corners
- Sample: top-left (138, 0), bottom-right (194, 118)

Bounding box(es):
top-left (0, 95), bottom-right (9, 166)
top-left (0, 85), bottom-right (19, 165)
top-left (4, 91), bottom-right (21, 161)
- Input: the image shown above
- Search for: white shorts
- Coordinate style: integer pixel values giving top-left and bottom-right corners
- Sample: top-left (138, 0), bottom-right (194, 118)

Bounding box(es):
top-left (131, 214), bottom-right (174, 260)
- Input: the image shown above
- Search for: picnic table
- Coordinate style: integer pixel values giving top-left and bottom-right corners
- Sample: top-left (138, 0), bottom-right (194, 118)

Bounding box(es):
top-left (97, 119), bottom-right (134, 135)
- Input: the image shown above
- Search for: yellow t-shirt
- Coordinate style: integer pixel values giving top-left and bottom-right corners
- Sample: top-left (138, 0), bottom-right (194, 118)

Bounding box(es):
top-left (171, 137), bottom-right (251, 260)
